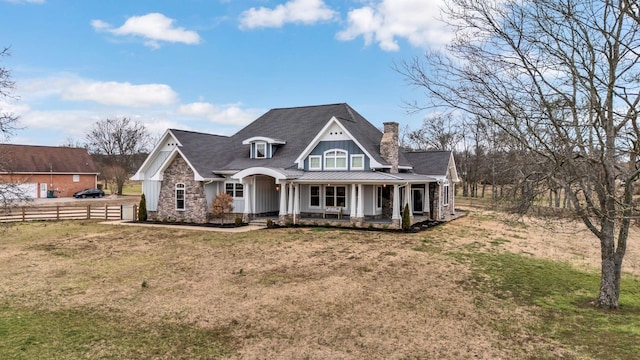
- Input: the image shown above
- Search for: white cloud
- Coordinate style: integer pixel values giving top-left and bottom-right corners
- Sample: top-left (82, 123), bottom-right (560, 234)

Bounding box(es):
top-left (240, 0), bottom-right (336, 29)
top-left (178, 102), bottom-right (257, 126)
top-left (62, 81), bottom-right (178, 107)
top-left (336, 0), bottom-right (452, 51)
top-left (92, 13), bottom-right (201, 48)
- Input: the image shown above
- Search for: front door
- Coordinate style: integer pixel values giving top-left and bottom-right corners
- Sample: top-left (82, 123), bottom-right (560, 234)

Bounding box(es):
top-left (412, 188), bottom-right (424, 214)
top-left (39, 183), bottom-right (48, 198)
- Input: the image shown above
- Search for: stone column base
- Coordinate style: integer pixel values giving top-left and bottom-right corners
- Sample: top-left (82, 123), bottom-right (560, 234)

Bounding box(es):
top-left (392, 218), bottom-right (401, 229)
top-left (352, 217), bottom-right (365, 227)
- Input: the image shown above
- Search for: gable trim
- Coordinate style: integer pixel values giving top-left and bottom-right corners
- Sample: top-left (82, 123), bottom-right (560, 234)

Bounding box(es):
top-left (294, 116), bottom-right (384, 169)
top-left (131, 129), bottom-right (181, 180)
top-left (150, 147), bottom-right (206, 182)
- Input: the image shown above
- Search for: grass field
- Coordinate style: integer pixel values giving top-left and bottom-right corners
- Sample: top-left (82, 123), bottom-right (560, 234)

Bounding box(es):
top-left (0, 208), bottom-right (638, 359)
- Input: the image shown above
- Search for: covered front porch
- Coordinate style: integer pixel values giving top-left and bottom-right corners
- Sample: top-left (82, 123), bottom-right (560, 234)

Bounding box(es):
top-left (232, 167), bottom-right (455, 229)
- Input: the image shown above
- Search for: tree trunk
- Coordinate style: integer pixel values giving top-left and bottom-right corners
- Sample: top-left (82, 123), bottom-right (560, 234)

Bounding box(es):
top-left (596, 234), bottom-right (621, 308)
top-left (595, 221), bottom-right (624, 309)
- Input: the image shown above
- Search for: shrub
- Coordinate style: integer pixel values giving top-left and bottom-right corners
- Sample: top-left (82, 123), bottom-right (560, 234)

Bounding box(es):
top-left (266, 219), bottom-right (275, 228)
top-left (402, 203), bottom-right (411, 231)
top-left (235, 216), bottom-right (243, 226)
top-left (138, 194), bottom-right (147, 222)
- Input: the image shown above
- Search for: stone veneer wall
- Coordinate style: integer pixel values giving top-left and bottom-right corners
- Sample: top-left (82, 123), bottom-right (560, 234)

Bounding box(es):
top-left (380, 122), bottom-right (399, 173)
top-left (154, 155), bottom-right (208, 223)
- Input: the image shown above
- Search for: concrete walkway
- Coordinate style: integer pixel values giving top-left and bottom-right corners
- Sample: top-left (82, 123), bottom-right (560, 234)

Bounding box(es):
top-left (101, 220), bottom-right (266, 233)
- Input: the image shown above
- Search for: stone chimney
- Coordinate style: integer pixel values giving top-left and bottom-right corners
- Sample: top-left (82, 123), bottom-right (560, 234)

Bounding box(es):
top-left (380, 122), bottom-right (399, 173)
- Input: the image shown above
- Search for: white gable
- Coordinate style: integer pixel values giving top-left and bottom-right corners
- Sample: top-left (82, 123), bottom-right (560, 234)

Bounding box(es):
top-left (294, 116), bottom-right (384, 169)
top-left (317, 123), bottom-right (351, 141)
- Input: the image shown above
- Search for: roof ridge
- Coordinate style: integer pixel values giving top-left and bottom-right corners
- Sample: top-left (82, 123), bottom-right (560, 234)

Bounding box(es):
top-left (0, 144), bottom-right (87, 150)
top-left (269, 103), bottom-right (347, 111)
top-left (170, 128), bottom-right (229, 138)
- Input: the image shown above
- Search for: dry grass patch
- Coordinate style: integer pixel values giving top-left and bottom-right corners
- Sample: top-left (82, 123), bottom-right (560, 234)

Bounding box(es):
top-left (2, 214), bottom-right (638, 359)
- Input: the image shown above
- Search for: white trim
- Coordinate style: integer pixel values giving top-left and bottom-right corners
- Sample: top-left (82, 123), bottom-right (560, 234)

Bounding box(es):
top-left (350, 154), bottom-right (364, 170)
top-left (308, 155), bottom-right (322, 170)
top-left (232, 167), bottom-right (290, 182)
top-left (294, 117), bottom-right (384, 169)
top-left (324, 149), bottom-right (348, 170)
top-left (241, 136), bottom-right (286, 145)
top-left (150, 148), bottom-right (206, 182)
top-left (131, 129), bottom-right (181, 180)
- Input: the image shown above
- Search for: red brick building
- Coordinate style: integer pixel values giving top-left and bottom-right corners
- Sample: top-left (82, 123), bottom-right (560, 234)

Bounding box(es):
top-left (0, 144), bottom-right (99, 198)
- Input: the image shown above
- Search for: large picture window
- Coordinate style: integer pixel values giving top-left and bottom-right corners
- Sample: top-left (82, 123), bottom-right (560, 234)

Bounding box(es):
top-left (310, 186), bottom-right (320, 207)
top-left (176, 183), bottom-right (185, 210)
top-left (226, 183), bottom-right (244, 198)
top-left (324, 150), bottom-right (348, 170)
top-left (325, 186), bottom-right (346, 207)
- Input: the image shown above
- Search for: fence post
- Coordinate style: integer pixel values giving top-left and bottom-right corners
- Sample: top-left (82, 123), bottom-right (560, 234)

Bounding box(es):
top-left (22, 207), bottom-right (25, 222)
top-left (133, 205), bottom-right (138, 221)
top-left (56, 205), bottom-right (60, 220)
top-left (105, 206), bottom-right (108, 220)
top-left (87, 205), bottom-right (90, 219)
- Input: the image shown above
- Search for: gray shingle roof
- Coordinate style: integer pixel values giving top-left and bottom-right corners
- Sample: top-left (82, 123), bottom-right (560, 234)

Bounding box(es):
top-left (168, 104), bottom-right (452, 178)
top-left (402, 150), bottom-right (452, 177)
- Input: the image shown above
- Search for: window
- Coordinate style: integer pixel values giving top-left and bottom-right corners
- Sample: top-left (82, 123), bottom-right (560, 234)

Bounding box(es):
top-left (255, 142), bottom-right (267, 159)
top-left (351, 155), bottom-right (364, 170)
top-left (376, 186), bottom-right (383, 209)
top-left (176, 183), bottom-right (185, 210)
top-left (72, 175), bottom-right (80, 182)
top-left (226, 183), bottom-right (244, 198)
top-left (443, 182), bottom-right (449, 205)
top-left (324, 150), bottom-right (348, 170)
top-left (310, 186), bottom-right (320, 207)
top-left (309, 155), bottom-right (322, 170)
top-left (325, 186), bottom-right (346, 207)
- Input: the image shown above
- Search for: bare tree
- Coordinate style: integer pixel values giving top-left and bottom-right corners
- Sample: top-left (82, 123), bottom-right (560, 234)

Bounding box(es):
top-left (407, 113), bottom-right (463, 151)
top-left (85, 117), bottom-right (150, 195)
top-left (0, 47), bottom-right (26, 209)
top-left (399, 0), bottom-right (640, 309)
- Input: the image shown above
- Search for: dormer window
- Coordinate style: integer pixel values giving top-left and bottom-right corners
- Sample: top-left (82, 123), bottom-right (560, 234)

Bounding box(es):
top-left (255, 142), bottom-right (267, 159)
top-left (242, 136), bottom-right (286, 159)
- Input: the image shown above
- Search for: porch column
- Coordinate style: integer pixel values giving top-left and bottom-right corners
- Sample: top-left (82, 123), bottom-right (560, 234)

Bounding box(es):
top-left (293, 183), bottom-right (300, 223)
top-left (356, 184), bottom-right (364, 219)
top-left (279, 182), bottom-right (287, 217)
top-left (424, 183), bottom-right (430, 215)
top-left (243, 182), bottom-right (251, 222)
top-left (287, 182), bottom-right (294, 216)
top-left (392, 184), bottom-right (401, 224)
top-left (406, 186), bottom-right (413, 220)
top-left (350, 184), bottom-right (357, 218)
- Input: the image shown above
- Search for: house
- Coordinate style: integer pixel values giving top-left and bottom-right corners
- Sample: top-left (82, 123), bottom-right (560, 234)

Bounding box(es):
top-left (132, 103), bottom-right (459, 228)
top-left (0, 144), bottom-right (99, 199)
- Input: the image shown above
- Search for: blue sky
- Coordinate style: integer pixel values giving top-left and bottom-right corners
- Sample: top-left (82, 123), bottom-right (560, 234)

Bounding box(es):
top-left (0, 0), bottom-right (451, 146)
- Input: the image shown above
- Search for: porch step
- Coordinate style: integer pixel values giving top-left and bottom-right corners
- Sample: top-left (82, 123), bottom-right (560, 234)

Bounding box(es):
top-left (248, 218), bottom-right (272, 226)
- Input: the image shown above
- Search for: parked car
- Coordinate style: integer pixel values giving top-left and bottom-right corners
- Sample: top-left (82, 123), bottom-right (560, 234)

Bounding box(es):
top-left (73, 188), bottom-right (105, 198)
